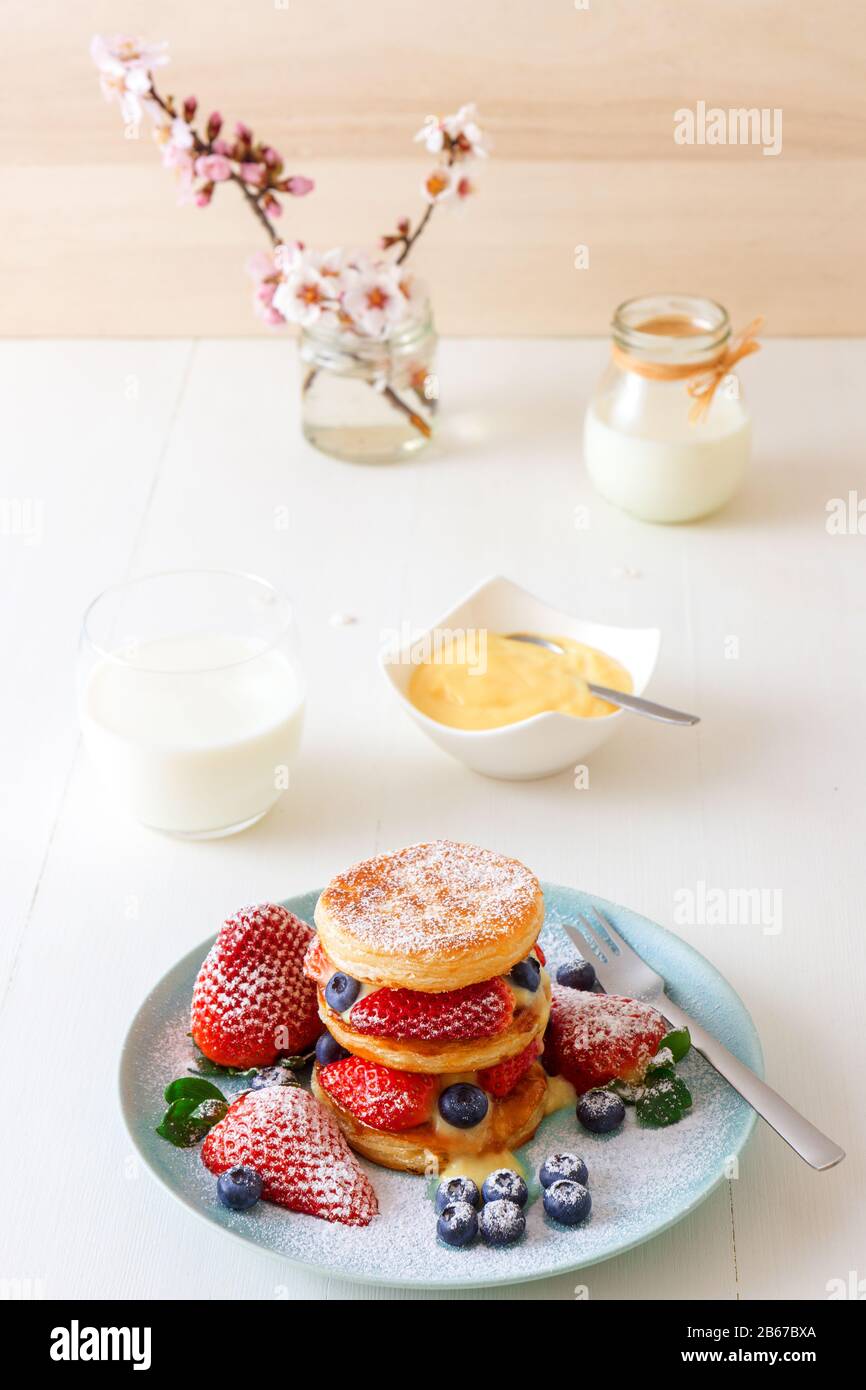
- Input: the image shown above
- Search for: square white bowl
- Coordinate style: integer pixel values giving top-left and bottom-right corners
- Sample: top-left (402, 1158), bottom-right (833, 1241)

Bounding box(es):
top-left (380, 575), bottom-right (661, 780)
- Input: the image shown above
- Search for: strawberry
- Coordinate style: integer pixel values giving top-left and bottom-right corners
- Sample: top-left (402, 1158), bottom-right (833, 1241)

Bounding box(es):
top-left (201, 1085), bottom-right (377, 1226)
top-left (348, 977), bottom-right (514, 1042)
top-left (191, 903), bottom-right (320, 1069)
top-left (317, 1055), bottom-right (437, 1131)
top-left (477, 1038), bottom-right (543, 1098)
top-left (544, 984), bottom-right (667, 1095)
top-left (303, 935), bottom-right (331, 985)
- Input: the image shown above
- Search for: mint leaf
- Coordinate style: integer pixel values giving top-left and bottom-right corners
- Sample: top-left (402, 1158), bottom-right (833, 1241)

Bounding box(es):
top-left (156, 1097), bottom-right (214, 1147)
top-left (164, 1076), bottom-right (226, 1105)
top-left (658, 1027), bottom-right (691, 1063)
top-left (636, 1072), bottom-right (693, 1128)
top-left (156, 1077), bottom-right (229, 1147)
top-left (646, 1047), bottom-right (675, 1075)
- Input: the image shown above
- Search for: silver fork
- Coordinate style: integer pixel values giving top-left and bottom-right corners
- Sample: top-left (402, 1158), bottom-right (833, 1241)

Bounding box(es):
top-left (563, 909), bottom-right (845, 1171)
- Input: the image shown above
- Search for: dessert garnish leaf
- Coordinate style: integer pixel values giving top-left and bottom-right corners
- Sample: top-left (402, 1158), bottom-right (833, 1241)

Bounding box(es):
top-left (635, 1069), bottom-right (693, 1127)
top-left (157, 1077), bottom-right (229, 1147)
top-left (658, 1027), bottom-right (691, 1062)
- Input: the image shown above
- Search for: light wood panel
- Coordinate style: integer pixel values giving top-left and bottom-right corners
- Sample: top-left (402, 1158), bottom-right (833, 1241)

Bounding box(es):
top-left (2, 0), bottom-right (865, 334)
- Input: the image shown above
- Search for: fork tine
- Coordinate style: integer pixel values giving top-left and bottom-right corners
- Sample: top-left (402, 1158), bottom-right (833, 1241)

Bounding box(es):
top-left (572, 912), bottom-right (610, 962)
top-left (588, 905), bottom-right (636, 958)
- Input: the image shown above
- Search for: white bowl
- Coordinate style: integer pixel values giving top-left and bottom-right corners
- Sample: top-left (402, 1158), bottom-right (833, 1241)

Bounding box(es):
top-left (380, 575), bottom-right (661, 781)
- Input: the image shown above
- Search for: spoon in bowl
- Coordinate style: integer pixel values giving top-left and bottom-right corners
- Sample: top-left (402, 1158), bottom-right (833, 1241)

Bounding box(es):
top-left (505, 633), bottom-right (700, 727)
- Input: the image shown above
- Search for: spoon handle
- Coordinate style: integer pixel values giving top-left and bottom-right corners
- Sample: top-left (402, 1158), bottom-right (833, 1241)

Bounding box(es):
top-left (588, 683), bottom-right (700, 726)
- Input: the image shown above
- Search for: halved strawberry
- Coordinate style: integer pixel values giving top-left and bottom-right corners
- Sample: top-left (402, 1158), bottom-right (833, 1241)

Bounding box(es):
top-left (317, 1056), bottom-right (437, 1131)
top-left (191, 904), bottom-right (320, 1069)
top-left (348, 977), bottom-right (514, 1042)
top-left (201, 1085), bottom-right (377, 1226)
top-left (544, 985), bottom-right (666, 1094)
top-left (303, 935), bottom-right (330, 985)
top-left (477, 1038), bottom-right (542, 1098)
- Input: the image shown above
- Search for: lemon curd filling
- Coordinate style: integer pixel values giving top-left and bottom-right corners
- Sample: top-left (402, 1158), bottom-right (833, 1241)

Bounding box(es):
top-left (408, 632), bottom-right (632, 730)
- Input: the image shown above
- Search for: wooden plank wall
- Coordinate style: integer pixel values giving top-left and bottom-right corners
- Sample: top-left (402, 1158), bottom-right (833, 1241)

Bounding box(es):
top-left (3, 0), bottom-right (865, 336)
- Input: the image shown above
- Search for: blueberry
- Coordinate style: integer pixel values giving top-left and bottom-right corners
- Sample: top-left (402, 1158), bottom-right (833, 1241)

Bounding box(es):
top-left (436, 1200), bottom-right (478, 1248)
top-left (543, 1179), bottom-right (592, 1226)
top-left (539, 1152), bottom-right (588, 1189)
top-left (556, 958), bottom-right (596, 991)
top-left (216, 1166), bottom-right (263, 1212)
top-left (435, 1176), bottom-right (481, 1214)
top-left (315, 1031), bottom-right (349, 1066)
top-left (249, 1065), bottom-right (295, 1090)
top-left (438, 1083), bottom-right (489, 1129)
top-left (482, 1168), bottom-right (528, 1208)
top-left (577, 1089), bottom-right (626, 1134)
top-left (325, 972), bottom-right (361, 1011)
top-left (478, 1199), bottom-right (526, 1247)
top-left (509, 957), bottom-right (541, 993)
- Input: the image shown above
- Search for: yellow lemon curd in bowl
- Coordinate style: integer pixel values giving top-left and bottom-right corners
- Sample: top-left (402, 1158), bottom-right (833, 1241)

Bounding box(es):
top-left (408, 633), bottom-right (633, 731)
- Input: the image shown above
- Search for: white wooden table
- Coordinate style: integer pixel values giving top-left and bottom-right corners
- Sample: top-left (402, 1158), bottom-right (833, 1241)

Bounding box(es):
top-left (1, 337), bottom-right (863, 1301)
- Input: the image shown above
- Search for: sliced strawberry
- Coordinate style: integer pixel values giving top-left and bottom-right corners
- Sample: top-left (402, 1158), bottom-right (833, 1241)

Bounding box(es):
top-left (534, 943), bottom-right (546, 966)
top-left (318, 1056), bottom-right (437, 1131)
top-left (303, 935), bottom-right (331, 985)
top-left (201, 1085), bottom-right (377, 1226)
top-left (545, 985), bottom-right (666, 1094)
top-left (191, 903), bottom-right (320, 1069)
top-left (477, 1038), bottom-right (542, 1098)
top-left (348, 976), bottom-right (514, 1042)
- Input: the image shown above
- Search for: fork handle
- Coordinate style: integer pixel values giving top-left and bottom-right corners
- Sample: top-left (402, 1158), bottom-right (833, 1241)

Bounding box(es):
top-left (660, 995), bottom-right (845, 1171)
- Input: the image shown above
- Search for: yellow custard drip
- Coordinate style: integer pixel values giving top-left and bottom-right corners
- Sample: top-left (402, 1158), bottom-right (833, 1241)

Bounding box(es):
top-left (408, 632), bottom-right (632, 730)
top-left (440, 1150), bottom-right (526, 1187)
top-left (543, 1074), bottom-right (577, 1116)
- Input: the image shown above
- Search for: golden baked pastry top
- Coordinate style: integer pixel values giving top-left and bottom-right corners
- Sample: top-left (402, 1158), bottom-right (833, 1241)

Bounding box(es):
top-left (314, 840), bottom-right (544, 991)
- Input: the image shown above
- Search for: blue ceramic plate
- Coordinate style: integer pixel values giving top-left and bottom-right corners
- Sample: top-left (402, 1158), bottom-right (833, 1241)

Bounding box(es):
top-left (119, 883), bottom-right (762, 1290)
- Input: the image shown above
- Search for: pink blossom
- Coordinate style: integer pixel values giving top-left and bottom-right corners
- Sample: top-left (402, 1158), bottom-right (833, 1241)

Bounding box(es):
top-left (195, 184), bottom-right (213, 208)
top-left (415, 102), bottom-right (486, 160)
top-left (262, 193), bottom-right (283, 219)
top-left (421, 166), bottom-right (455, 204)
top-left (90, 34), bottom-right (167, 125)
top-left (239, 162), bottom-right (267, 188)
top-left (235, 121), bottom-right (253, 142)
top-left (285, 174), bottom-right (315, 197)
top-left (195, 154), bottom-right (232, 183)
top-left (341, 266), bottom-right (408, 339)
top-left (211, 138), bottom-right (230, 156)
top-left (169, 117), bottom-right (194, 150)
top-left (160, 139), bottom-right (195, 201)
top-left (246, 249), bottom-right (288, 327)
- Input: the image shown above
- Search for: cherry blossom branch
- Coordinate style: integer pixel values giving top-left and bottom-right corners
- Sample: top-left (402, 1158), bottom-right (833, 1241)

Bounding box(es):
top-left (147, 84), bottom-right (283, 247)
top-left (395, 203), bottom-right (434, 266)
top-left (92, 42), bottom-right (480, 446)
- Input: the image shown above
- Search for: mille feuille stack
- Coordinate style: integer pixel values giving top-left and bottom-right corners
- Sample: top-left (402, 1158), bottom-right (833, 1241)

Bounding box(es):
top-left (306, 840), bottom-right (552, 1174)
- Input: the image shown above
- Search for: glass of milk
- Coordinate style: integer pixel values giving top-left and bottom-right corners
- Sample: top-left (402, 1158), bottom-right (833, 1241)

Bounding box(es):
top-left (78, 571), bottom-right (305, 837)
top-left (584, 294), bottom-right (752, 523)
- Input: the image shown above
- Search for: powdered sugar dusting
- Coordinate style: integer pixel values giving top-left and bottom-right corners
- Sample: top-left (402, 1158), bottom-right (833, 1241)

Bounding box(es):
top-left (191, 903), bottom-right (319, 1067)
top-left (124, 883), bottom-right (759, 1289)
top-left (202, 1085), bottom-right (377, 1227)
top-left (546, 985), bottom-right (667, 1092)
top-left (317, 841), bottom-right (540, 958)
top-left (350, 977), bottom-right (514, 1041)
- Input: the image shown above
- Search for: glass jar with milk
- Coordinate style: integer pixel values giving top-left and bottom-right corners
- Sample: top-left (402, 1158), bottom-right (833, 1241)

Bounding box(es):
top-left (584, 294), bottom-right (759, 523)
top-left (78, 571), bottom-right (304, 838)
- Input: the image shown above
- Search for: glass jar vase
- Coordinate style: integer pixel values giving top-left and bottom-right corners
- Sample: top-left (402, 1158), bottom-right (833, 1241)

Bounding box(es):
top-left (299, 309), bottom-right (438, 464)
top-left (584, 294), bottom-right (754, 523)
